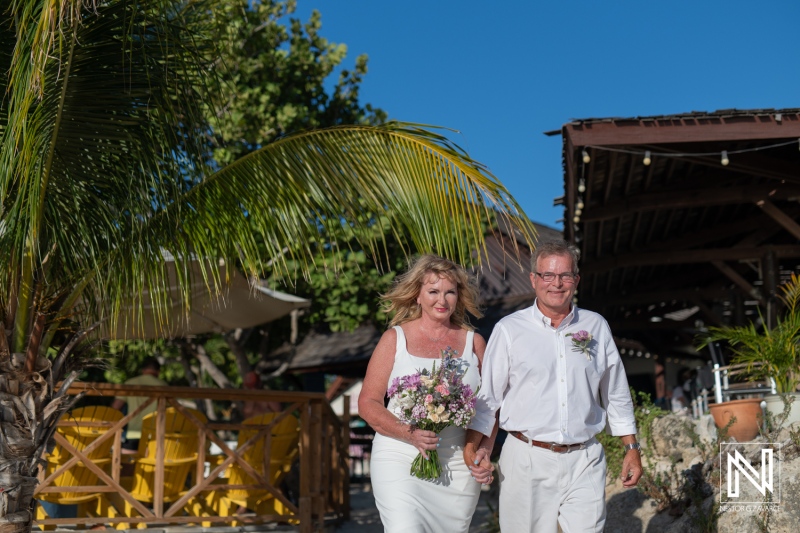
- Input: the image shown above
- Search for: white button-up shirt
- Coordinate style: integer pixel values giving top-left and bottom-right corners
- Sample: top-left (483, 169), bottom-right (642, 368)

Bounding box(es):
top-left (470, 301), bottom-right (637, 444)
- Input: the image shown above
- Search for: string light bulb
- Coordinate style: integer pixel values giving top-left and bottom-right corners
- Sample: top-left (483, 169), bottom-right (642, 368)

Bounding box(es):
top-left (582, 150), bottom-right (590, 164)
top-left (573, 215), bottom-right (580, 223)
top-left (643, 150), bottom-right (651, 166)
top-left (578, 179), bottom-right (586, 193)
top-left (721, 150), bottom-right (730, 166)
top-left (575, 208), bottom-right (582, 216)
top-left (576, 198), bottom-right (585, 210)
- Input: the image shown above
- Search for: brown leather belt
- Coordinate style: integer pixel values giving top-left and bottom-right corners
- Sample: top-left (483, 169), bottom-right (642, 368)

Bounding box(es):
top-left (510, 431), bottom-right (587, 453)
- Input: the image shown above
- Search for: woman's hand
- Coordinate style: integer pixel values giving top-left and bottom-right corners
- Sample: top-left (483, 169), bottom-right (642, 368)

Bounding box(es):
top-left (468, 447), bottom-right (494, 484)
top-left (406, 426), bottom-right (440, 459)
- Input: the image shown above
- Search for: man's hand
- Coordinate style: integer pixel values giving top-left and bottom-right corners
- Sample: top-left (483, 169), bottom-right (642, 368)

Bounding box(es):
top-left (464, 442), bottom-right (494, 484)
top-left (620, 448), bottom-right (643, 487)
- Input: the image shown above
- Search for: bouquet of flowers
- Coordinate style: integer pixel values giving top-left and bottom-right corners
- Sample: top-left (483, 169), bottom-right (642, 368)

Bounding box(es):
top-left (386, 346), bottom-right (477, 480)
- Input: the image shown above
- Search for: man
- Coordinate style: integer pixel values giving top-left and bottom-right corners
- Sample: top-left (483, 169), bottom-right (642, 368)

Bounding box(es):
top-left (465, 239), bottom-right (643, 532)
top-left (111, 357), bottom-right (168, 450)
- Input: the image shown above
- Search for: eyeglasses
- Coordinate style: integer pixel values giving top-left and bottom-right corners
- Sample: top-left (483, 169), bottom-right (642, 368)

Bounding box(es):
top-left (534, 272), bottom-right (578, 284)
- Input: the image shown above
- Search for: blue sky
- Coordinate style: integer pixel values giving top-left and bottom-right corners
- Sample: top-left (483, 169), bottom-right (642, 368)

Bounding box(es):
top-left (295, 1), bottom-right (800, 230)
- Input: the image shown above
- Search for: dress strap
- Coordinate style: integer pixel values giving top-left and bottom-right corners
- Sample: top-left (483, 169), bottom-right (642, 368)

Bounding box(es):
top-left (464, 330), bottom-right (475, 357)
top-left (393, 325), bottom-right (408, 356)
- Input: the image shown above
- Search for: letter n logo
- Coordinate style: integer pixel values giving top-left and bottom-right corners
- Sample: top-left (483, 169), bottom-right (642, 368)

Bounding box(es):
top-left (727, 449), bottom-right (773, 497)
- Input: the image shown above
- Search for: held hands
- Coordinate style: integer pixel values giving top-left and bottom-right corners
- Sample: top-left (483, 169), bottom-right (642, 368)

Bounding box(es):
top-left (621, 448), bottom-right (644, 487)
top-left (407, 426), bottom-right (440, 459)
top-left (464, 444), bottom-right (494, 485)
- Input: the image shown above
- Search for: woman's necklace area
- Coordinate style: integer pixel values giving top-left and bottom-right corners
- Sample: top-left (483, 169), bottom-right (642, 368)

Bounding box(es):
top-left (421, 325), bottom-right (451, 343)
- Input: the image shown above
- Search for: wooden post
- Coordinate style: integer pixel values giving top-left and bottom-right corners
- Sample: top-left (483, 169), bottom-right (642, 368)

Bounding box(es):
top-left (342, 395), bottom-right (351, 520)
top-left (311, 401), bottom-right (324, 530)
top-left (320, 414), bottom-right (330, 515)
top-left (299, 401), bottom-right (312, 533)
top-left (196, 422), bottom-right (206, 487)
top-left (112, 427), bottom-right (121, 483)
top-left (154, 397), bottom-right (166, 517)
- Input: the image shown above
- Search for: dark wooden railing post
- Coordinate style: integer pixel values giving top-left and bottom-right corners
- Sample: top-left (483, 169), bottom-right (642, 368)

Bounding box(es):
top-left (310, 401), bottom-right (324, 531)
top-left (153, 396), bottom-right (166, 517)
top-left (342, 395), bottom-right (351, 520)
top-left (299, 400), bottom-right (313, 533)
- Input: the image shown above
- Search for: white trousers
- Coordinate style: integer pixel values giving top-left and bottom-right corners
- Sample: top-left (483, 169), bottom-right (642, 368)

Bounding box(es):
top-left (498, 435), bottom-right (606, 533)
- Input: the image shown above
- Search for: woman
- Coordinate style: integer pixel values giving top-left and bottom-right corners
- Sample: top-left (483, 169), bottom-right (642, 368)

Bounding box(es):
top-left (359, 254), bottom-right (492, 532)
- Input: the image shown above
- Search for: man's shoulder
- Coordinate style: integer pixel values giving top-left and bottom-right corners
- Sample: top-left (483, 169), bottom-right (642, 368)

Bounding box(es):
top-left (574, 307), bottom-right (610, 327)
top-left (498, 306), bottom-right (531, 325)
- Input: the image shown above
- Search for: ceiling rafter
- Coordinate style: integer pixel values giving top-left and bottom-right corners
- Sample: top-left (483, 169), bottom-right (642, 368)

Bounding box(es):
top-left (585, 245), bottom-right (800, 274)
top-left (757, 200), bottom-right (800, 240)
top-left (583, 184), bottom-right (800, 222)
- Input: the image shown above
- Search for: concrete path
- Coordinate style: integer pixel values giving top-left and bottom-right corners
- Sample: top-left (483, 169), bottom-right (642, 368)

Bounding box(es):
top-left (332, 481), bottom-right (498, 532)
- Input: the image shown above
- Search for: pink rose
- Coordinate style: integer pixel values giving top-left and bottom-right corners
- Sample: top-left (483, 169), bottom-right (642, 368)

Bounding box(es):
top-left (425, 394), bottom-right (434, 404)
top-left (435, 384), bottom-right (449, 395)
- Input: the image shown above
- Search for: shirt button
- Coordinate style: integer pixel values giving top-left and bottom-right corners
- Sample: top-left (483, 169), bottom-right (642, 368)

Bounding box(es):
top-left (561, 378), bottom-right (564, 382)
top-left (560, 355), bottom-right (564, 358)
top-left (562, 402), bottom-right (565, 406)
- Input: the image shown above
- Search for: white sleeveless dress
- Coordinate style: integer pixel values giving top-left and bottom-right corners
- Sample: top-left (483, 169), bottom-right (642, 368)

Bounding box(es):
top-left (371, 326), bottom-right (482, 532)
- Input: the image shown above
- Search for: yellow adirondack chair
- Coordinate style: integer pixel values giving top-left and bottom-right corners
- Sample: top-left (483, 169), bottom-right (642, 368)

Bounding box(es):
top-left (114, 407), bottom-right (207, 527)
top-left (36, 406), bottom-right (124, 528)
top-left (205, 412), bottom-right (300, 521)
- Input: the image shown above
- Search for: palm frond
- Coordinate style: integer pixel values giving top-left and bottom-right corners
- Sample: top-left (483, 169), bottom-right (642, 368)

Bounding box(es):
top-left (88, 122), bottom-right (535, 337)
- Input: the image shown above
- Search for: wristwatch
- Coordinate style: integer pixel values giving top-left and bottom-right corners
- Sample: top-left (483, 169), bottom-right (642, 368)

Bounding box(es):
top-left (624, 442), bottom-right (641, 452)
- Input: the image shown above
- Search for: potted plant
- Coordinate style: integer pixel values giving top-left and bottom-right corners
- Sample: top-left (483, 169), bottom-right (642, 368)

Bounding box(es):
top-left (699, 273), bottom-right (800, 429)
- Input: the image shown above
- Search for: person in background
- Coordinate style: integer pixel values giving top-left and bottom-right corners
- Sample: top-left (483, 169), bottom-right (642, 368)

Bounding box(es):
top-left (654, 360), bottom-right (669, 410)
top-left (111, 357), bottom-right (168, 451)
top-left (671, 367), bottom-right (694, 415)
top-left (241, 371), bottom-right (282, 419)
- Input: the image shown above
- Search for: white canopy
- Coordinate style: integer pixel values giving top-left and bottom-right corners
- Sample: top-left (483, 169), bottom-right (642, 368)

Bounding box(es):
top-left (104, 256), bottom-right (310, 340)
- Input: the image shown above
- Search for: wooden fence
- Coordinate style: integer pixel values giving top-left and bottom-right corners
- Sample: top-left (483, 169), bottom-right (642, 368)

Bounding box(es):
top-left (34, 383), bottom-right (350, 532)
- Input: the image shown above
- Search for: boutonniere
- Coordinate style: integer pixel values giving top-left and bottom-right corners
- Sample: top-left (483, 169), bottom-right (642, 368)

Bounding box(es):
top-left (566, 330), bottom-right (594, 360)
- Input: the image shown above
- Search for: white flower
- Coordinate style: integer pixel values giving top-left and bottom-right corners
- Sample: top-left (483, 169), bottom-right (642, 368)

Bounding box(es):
top-left (397, 394), bottom-right (415, 409)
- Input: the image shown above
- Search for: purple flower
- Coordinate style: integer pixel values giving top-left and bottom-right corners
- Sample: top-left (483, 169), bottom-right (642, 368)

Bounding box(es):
top-left (405, 373), bottom-right (422, 390)
top-left (411, 404), bottom-right (426, 420)
top-left (387, 377), bottom-right (401, 398)
top-left (573, 330), bottom-right (591, 342)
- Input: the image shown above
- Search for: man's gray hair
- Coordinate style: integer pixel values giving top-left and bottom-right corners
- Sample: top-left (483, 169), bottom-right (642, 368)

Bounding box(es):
top-left (530, 239), bottom-right (581, 274)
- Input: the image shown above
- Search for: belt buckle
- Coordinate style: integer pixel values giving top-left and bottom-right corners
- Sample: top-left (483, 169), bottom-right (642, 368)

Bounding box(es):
top-left (549, 443), bottom-right (559, 452)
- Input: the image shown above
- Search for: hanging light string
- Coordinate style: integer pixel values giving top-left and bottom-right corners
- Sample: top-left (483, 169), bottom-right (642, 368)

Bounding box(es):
top-left (581, 138), bottom-right (800, 160)
top-left (571, 138), bottom-right (799, 228)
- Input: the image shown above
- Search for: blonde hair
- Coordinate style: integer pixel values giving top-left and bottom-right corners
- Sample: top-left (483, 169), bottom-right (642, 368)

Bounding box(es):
top-left (382, 254), bottom-right (482, 329)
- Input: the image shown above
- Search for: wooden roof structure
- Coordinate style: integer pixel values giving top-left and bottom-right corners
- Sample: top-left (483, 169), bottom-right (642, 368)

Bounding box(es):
top-left (555, 108), bottom-right (800, 360)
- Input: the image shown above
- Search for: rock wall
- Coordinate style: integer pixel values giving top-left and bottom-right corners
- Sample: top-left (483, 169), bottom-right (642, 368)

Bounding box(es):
top-left (604, 413), bottom-right (800, 533)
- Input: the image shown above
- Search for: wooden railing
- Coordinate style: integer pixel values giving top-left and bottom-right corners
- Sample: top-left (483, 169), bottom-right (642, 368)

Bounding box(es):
top-left (34, 383), bottom-right (350, 533)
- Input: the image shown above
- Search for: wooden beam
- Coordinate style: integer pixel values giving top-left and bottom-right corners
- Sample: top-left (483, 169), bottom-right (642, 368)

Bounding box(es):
top-left (757, 199), bottom-right (800, 240)
top-left (595, 287), bottom-right (732, 306)
top-left (585, 245), bottom-right (800, 273)
top-left (712, 261), bottom-right (765, 306)
top-left (564, 113), bottom-right (800, 147)
top-left (583, 185), bottom-right (800, 222)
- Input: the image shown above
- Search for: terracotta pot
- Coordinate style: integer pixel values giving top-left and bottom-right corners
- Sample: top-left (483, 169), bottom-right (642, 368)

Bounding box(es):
top-left (708, 398), bottom-right (764, 442)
